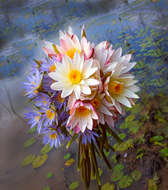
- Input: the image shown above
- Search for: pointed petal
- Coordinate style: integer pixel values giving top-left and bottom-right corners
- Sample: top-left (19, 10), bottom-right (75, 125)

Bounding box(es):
top-left (121, 62), bottom-right (136, 74)
top-left (123, 89), bottom-right (139, 99)
top-left (81, 118), bottom-right (87, 132)
top-left (74, 85), bottom-right (81, 99)
top-left (81, 86), bottom-right (91, 95)
top-left (61, 88), bottom-right (73, 98)
top-left (50, 82), bottom-right (63, 90)
top-left (116, 96), bottom-right (131, 107)
top-left (83, 67), bottom-right (98, 79)
top-left (85, 78), bottom-right (99, 86)
top-left (100, 105), bottom-right (112, 116)
top-left (87, 117), bottom-right (93, 130)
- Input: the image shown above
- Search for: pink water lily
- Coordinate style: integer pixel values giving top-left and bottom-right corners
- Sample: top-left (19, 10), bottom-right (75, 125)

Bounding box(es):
top-left (67, 101), bottom-right (98, 133)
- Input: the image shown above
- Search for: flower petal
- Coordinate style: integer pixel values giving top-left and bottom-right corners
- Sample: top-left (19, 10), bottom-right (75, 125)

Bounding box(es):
top-left (116, 96), bottom-right (131, 108)
top-left (74, 85), bottom-right (81, 99)
top-left (50, 82), bottom-right (63, 90)
top-left (81, 85), bottom-right (91, 95)
top-left (123, 89), bottom-right (139, 99)
top-left (85, 78), bottom-right (99, 86)
top-left (61, 88), bottom-right (73, 98)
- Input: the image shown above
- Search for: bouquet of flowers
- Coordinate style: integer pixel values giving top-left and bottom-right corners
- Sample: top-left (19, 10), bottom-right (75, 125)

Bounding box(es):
top-left (24, 26), bottom-right (139, 189)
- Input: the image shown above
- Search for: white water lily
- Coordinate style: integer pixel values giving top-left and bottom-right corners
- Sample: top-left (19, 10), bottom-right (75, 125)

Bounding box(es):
top-left (49, 52), bottom-right (99, 99)
top-left (94, 41), bottom-right (114, 72)
top-left (104, 48), bottom-right (139, 113)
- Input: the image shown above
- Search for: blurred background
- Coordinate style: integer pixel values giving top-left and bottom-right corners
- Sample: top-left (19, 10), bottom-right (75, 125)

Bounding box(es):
top-left (0, 0), bottom-right (168, 190)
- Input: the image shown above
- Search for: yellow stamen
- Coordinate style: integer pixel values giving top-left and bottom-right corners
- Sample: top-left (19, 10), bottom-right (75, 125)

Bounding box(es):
top-left (68, 69), bottom-right (81, 84)
top-left (42, 97), bottom-right (47, 105)
top-left (46, 110), bottom-right (55, 120)
top-left (76, 106), bottom-right (90, 117)
top-left (49, 133), bottom-right (57, 139)
top-left (108, 80), bottom-right (123, 96)
top-left (35, 115), bottom-right (40, 121)
top-left (66, 48), bottom-right (80, 59)
top-left (66, 48), bottom-right (76, 59)
top-left (49, 64), bottom-right (56, 72)
top-left (33, 89), bottom-right (38, 94)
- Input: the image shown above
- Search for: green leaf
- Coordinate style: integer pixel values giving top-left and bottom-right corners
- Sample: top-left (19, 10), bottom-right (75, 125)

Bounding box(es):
top-left (21, 154), bottom-right (36, 167)
top-left (118, 175), bottom-right (133, 188)
top-left (128, 125), bottom-right (140, 134)
top-left (111, 170), bottom-right (124, 182)
top-left (106, 131), bottom-right (111, 137)
top-left (111, 164), bottom-right (124, 182)
top-left (148, 179), bottom-right (158, 190)
top-left (64, 153), bottom-right (71, 160)
top-left (153, 142), bottom-right (165, 147)
top-left (118, 133), bottom-right (126, 140)
top-left (32, 154), bottom-right (48, 168)
top-left (114, 139), bottom-right (133, 152)
top-left (110, 153), bottom-right (117, 164)
top-left (23, 137), bottom-right (36, 148)
top-left (104, 150), bottom-right (110, 157)
top-left (69, 181), bottom-right (79, 189)
top-left (150, 136), bottom-right (164, 143)
top-left (131, 170), bottom-right (142, 181)
top-left (102, 182), bottom-right (115, 190)
top-left (27, 127), bottom-right (37, 134)
top-left (136, 153), bottom-right (144, 160)
top-left (46, 172), bottom-right (53, 179)
top-left (65, 158), bottom-right (75, 167)
top-left (114, 164), bottom-right (124, 171)
top-left (160, 147), bottom-right (168, 157)
top-left (125, 115), bottom-right (135, 122)
top-left (130, 104), bottom-right (143, 114)
top-left (40, 144), bottom-right (52, 154)
top-left (43, 185), bottom-right (51, 190)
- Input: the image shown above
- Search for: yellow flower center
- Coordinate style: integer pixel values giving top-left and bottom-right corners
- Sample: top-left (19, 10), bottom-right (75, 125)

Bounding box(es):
top-left (46, 109), bottom-right (55, 120)
top-left (33, 89), bottom-right (38, 94)
top-left (49, 133), bottom-right (57, 139)
top-left (68, 69), bottom-right (81, 84)
top-left (108, 80), bottom-right (124, 96)
top-left (32, 83), bottom-right (42, 94)
top-left (35, 115), bottom-right (40, 121)
top-left (91, 98), bottom-right (100, 108)
top-left (66, 48), bottom-right (76, 59)
top-left (76, 106), bottom-right (90, 117)
top-left (49, 64), bottom-right (56, 72)
top-left (42, 97), bottom-right (47, 105)
top-left (66, 48), bottom-right (80, 59)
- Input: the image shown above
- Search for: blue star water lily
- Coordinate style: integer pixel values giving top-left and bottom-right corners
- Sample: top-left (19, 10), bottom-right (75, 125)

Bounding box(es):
top-left (41, 57), bottom-right (57, 73)
top-left (24, 108), bottom-right (43, 133)
top-left (41, 106), bottom-right (57, 127)
top-left (42, 127), bottom-right (65, 148)
top-left (24, 69), bottom-right (43, 98)
top-left (34, 93), bottom-right (51, 107)
top-left (79, 129), bottom-right (99, 145)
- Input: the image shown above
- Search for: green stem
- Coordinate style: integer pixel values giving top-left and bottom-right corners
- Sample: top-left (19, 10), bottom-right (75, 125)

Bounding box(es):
top-left (66, 133), bottom-right (78, 149)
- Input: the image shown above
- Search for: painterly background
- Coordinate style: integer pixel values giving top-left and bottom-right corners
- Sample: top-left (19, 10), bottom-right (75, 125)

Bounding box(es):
top-left (0, 0), bottom-right (168, 190)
